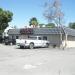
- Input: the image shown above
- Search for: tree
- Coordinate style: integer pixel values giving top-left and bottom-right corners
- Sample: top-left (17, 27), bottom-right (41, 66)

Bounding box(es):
top-left (69, 22), bottom-right (75, 29)
top-left (39, 24), bottom-right (45, 28)
top-left (43, 0), bottom-right (64, 26)
top-left (43, 0), bottom-right (64, 48)
top-left (29, 17), bottom-right (38, 28)
top-left (0, 8), bottom-right (13, 34)
top-left (46, 23), bottom-right (55, 28)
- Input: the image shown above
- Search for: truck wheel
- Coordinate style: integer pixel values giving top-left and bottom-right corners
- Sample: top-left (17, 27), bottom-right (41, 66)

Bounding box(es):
top-left (46, 43), bottom-right (49, 48)
top-left (29, 43), bottom-right (34, 49)
top-left (20, 46), bottom-right (24, 49)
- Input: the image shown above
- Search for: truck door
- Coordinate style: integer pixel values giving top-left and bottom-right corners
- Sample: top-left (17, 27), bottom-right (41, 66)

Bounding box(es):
top-left (37, 37), bottom-right (43, 46)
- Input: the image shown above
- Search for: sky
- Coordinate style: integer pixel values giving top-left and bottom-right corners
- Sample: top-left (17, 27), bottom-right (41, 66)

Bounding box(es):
top-left (0, 0), bottom-right (75, 28)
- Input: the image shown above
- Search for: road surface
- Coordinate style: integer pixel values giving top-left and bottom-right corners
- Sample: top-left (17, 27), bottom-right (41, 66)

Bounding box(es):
top-left (0, 44), bottom-right (75, 75)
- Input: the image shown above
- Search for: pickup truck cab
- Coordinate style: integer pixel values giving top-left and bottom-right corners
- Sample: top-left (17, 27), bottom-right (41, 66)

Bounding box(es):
top-left (16, 36), bottom-right (49, 49)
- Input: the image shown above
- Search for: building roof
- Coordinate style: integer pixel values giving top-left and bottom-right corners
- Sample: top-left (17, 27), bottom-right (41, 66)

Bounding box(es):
top-left (8, 27), bottom-right (75, 36)
top-left (8, 29), bottom-right (20, 35)
top-left (33, 27), bottom-right (64, 35)
top-left (63, 27), bottom-right (75, 36)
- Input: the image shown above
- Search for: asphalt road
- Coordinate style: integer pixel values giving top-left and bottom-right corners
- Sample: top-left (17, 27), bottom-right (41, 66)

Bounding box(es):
top-left (0, 44), bottom-right (75, 75)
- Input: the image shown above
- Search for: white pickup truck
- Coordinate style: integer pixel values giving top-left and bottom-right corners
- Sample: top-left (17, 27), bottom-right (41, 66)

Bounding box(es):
top-left (16, 36), bottom-right (50, 49)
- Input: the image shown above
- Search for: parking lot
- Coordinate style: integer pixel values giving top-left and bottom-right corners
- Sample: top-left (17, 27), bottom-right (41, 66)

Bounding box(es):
top-left (0, 44), bottom-right (75, 75)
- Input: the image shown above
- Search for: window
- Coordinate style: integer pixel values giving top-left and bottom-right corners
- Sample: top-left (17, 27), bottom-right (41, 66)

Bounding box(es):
top-left (16, 36), bottom-right (19, 39)
top-left (29, 36), bottom-right (37, 40)
top-left (38, 37), bottom-right (42, 40)
top-left (43, 36), bottom-right (47, 40)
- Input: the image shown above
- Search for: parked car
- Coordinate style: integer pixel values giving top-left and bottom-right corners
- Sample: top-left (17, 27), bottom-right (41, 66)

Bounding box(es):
top-left (4, 39), bottom-right (12, 45)
top-left (4, 38), bottom-right (16, 45)
top-left (16, 36), bottom-right (50, 49)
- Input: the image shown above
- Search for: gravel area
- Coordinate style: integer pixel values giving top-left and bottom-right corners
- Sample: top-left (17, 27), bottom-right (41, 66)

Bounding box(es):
top-left (0, 44), bottom-right (75, 75)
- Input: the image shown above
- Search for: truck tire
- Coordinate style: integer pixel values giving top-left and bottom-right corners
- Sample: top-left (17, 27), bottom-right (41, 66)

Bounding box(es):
top-left (29, 43), bottom-right (34, 49)
top-left (46, 43), bottom-right (49, 48)
top-left (20, 46), bottom-right (24, 49)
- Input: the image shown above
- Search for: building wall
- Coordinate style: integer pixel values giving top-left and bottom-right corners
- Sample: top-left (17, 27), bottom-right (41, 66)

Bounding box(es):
top-left (8, 30), bottom-right (75, 48)
top-left (19, 34), bottom-right (61, 47)
top-left (9, 34), bottom-right (20, 39)
top-left (47, 34), bottom-right (61, 46)
top-left (19, 35), bottom-right (28, 39)
top-left (33, 34), bottom-right (61, 47)
top-left (9, 34), bottom-right (29, 39)
top-left (66, 36), bottom-right (75, 48)
top-left (9, 33), bottom-right (64, 47)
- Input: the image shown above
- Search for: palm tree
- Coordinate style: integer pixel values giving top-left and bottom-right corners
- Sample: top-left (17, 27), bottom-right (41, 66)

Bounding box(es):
top-left (29, 17), bottom-right (38, 28)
